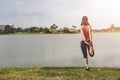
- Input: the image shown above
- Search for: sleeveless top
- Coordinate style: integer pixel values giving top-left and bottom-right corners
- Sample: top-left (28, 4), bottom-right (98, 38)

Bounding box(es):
top-left (81, 25), bottom-right (90, 41)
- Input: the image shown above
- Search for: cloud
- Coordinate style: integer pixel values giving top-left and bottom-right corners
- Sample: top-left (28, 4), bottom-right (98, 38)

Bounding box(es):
top-left (0, 0), bottom-right (120, 28)
top-left (0, 0), bottom-right (93, 27)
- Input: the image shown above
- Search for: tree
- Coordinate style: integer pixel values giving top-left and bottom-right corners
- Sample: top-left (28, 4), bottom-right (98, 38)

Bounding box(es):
top-left (72, 25), bottom-right (78, 33)
top-left (50, 24), bottom-right (58, 33)
top-left (31, 27), bottom-right (39, 33)
top-left (39, 27), bottom-right (44, 33)
top-left (4, 25), bottom-right (17, 34)
top-left (44, 27), bottom-right (51, 33)
top-left (50, 24), bottom-right (58, 30)
top-left (24, 28), bottom-right (31, 33)
top-left (63, 27), bottom-right (70, 33)
top-left (16, 27), bottom-right (23, 32)
top-left (0, 29), bottom-right (3, 34)
top-left (10, 27), bottom-right (16, 33)
top-left (4, 25), bottom-right (12, 34)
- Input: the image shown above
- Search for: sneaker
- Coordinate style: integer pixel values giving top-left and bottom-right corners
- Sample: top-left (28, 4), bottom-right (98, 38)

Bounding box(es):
top-left (86, 67), bottom-right (90, 71)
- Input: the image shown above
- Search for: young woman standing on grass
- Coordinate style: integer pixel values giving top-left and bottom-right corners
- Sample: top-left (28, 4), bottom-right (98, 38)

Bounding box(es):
top-left (80, 16), bottom-right (93, 71)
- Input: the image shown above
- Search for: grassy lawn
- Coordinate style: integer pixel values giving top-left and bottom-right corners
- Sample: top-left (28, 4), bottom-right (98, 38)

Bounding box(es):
top-left (0, 67), bottom-right (120, 80)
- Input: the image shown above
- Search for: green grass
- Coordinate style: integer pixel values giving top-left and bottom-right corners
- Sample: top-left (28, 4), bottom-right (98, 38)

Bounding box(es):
top-left (0, 67), bottom-right (120, 80)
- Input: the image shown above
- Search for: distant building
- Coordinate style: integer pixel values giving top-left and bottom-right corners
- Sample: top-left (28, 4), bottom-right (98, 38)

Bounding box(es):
top-left (0, 25), bottom-right (5, 30)
top-left (0, 24), bottom-right (14, 31)
top-left (108, 26), bottom-right (120, 32)
top-left (93, 24), bottom-right (120, 33)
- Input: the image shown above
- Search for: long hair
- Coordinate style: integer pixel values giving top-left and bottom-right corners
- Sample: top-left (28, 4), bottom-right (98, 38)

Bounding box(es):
top-left (81, 16), bottom-right (89, 26)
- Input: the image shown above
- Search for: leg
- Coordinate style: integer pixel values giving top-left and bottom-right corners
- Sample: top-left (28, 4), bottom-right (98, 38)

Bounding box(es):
top-left (81, 41), bottom-right (87, 59)
top-left (84, 58), bottom-right (88, 65)
top-left (84, 58), bottom-right (90, 70)
top-left (81, 41), bottom-right (90, 70)
top-left (87, 41), bottom-right (94, 57)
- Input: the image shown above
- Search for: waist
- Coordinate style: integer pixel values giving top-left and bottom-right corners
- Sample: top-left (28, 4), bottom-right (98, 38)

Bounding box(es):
top-left (81, 37), bottom-right (90, 41)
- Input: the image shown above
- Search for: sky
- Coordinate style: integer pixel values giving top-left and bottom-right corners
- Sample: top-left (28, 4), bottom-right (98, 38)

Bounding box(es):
top-left (0, 0), bottom-right (120, 29)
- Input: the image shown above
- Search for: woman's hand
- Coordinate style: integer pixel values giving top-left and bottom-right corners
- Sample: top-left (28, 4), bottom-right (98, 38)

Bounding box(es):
top-left (84, 40), bottom-right (92, 46)
top-left (84, 41), bottom-right (90, 45)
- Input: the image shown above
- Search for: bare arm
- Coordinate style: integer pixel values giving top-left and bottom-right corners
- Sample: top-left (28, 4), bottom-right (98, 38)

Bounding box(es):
top-left (80, 25), bottom-right (86, 41)
top-left (89, 25), bottom-right (92, 42)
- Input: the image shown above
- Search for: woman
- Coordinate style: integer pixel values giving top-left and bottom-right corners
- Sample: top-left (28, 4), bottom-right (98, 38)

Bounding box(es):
top-left (80, 16), bottom-right (93, 71)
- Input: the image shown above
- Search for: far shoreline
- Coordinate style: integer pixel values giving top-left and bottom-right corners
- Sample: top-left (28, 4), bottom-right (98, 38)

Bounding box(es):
top-left (1, 32), bottom-right (120, 35)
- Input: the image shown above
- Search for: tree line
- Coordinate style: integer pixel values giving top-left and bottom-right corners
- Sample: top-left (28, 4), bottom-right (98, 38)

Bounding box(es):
top-left (0, 24), bottom-right (80, 34)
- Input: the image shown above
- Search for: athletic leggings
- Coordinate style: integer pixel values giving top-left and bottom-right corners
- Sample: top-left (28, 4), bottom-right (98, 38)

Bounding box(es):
top-left (81, 40), bottom-right (90, 58)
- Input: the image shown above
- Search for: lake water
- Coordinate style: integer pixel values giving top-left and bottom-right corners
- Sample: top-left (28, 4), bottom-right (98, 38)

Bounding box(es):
top-left (0, 33), bottom-right (120, 68)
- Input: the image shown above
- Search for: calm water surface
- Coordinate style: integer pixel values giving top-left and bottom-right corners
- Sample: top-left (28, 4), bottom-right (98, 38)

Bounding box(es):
top-left (0, 33), bottom-right (120, 68)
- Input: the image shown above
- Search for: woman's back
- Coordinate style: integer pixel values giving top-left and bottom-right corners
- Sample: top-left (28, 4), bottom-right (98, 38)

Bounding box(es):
top-left (81, 25), bottom-right (90, 41)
